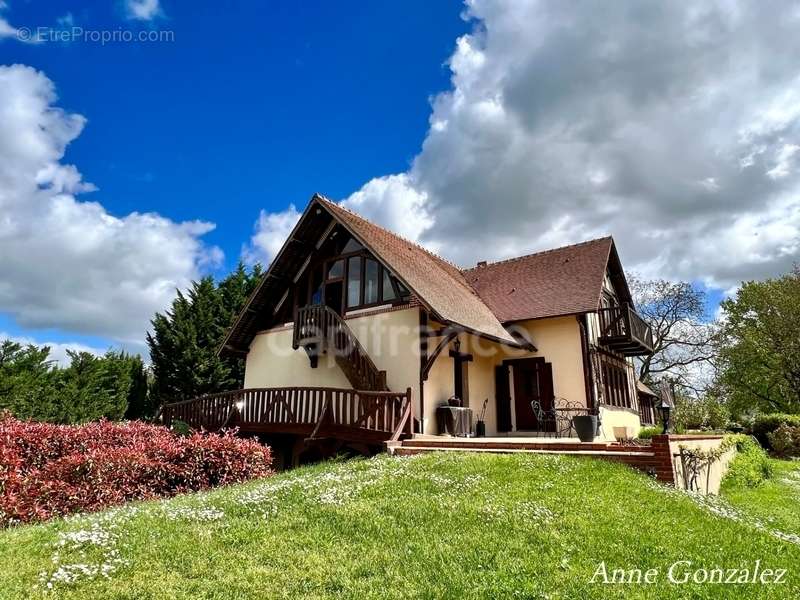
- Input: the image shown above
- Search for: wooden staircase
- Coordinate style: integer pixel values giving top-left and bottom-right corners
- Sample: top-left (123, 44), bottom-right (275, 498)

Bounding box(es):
top-left (293, 304), bottom-right (388, 391)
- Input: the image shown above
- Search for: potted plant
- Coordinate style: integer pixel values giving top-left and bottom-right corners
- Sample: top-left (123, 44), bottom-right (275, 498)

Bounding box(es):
top-left (572, 413), bottom-right (598, 442)
top-left (475, 398), bottom-right (488, 437)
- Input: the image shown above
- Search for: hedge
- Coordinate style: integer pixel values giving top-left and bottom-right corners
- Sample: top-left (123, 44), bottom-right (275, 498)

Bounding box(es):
top-left (0, 414), bottom-right (272, 525)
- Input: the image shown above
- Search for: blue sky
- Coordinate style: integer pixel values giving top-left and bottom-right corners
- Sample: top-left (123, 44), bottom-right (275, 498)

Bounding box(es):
top-left (1, 1), bottom-right (798, 360)
top-left (4, 0), bottom-right (467, 268)
top-left (0, 0), bottom-right (468, 355)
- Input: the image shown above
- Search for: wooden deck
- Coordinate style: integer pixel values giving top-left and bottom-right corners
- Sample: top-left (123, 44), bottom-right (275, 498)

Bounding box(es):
top-left (159, 386), bottom-right (415, 446)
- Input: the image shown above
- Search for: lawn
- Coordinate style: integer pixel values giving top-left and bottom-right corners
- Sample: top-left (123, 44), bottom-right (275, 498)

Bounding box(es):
top-left (722, 458), bottom-right (800, 543)
top-left (0, 453), bottom-right (798, 599)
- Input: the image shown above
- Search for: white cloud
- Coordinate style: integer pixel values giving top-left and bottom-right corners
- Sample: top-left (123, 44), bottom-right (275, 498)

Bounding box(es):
top-left (1, 332), bottom-right (106, 367)
top-left (246, 175), bottom-right (437, 266)
top-left (243, 204), bottom-right (301, 265)
top-left (125, 0), bottom-right (162, 22)
top-left (0, 64), bottom-right (221, 348)
top-left (0, 1), bottom-right (22, 41)
top-left (341, 174), bottom-right (434, 244)
top-left (303, 0), bottom-right (800, 292)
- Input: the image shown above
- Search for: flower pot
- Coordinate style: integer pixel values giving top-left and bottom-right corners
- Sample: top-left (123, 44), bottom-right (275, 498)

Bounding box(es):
top-left (475, 420), bottom-right (486, 438)
top-left (447, 396), bottom-right (462, 407)
top-left (573, 415), bottom-right (598, 442)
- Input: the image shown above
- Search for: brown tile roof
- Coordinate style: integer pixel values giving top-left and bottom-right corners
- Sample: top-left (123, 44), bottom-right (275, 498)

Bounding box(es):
top-left (317, 197), bottom-right (520, 345)
top-left (221, 194), bottom-right (623, 356)
top-left (462, 237), bottom-right (614, 322)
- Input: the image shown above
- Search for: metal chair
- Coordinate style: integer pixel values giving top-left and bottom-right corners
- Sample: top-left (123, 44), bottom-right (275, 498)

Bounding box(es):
top-left (529, 399), bottom-right (558, 437)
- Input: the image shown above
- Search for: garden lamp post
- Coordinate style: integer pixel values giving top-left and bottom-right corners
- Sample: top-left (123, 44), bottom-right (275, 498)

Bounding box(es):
top-left (656, 381), bottom-right (675, 434)
top-left (656, 397), bottom-right (672, 434)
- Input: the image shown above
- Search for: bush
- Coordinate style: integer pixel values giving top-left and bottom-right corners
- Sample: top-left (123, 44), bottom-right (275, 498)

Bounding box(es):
top-left (722, 434), bottom-right (773, 488)
top-left (0, 414), bottom-right (272, 525)
top-left (767, 424), bottom-right (800, 457)
top-left (751, 413), bottom-right (800, 449)
top-left (637, 426), bottom-right (662, 440)
top-left (673, 395), bottom-right (729, 432)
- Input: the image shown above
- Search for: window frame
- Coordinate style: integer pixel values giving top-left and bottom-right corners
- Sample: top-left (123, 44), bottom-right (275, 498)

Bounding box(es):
top-left (301, 247), bottom-right (410, 313)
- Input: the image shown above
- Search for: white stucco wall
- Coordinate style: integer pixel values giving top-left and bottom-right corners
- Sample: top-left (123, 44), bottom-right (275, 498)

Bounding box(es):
top-left (245, 308), bottom-right (641, 440)
top-left (599, 406), bottom-right (641, 440)
top-left (243, 306), bottom-right (422, 415)
top-left (422, 316), bottom-right (592, 436)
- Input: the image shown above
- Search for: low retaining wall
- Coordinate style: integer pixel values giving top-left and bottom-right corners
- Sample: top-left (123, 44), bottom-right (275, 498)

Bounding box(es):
top-left (633, 435), bottom-right (730, 493)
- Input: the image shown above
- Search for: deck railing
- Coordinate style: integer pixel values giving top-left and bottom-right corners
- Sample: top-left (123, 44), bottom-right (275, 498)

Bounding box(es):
top-left (293, 304), bottom-right (387, 391)
top-left (597, 303), bottom-right (654, 355)
top-left (159, 386), bottom-right (413, 442)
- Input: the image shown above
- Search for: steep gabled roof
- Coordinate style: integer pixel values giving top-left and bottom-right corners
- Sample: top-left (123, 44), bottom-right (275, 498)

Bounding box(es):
top-left (220, 194), bottom-right (522, 356)
top-left (462, 237), bottom-right (627, 323)
top-left (316, 197), bottom-right (520, 345)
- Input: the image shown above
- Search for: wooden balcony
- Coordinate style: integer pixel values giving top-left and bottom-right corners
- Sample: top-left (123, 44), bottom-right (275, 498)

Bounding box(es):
top-left (159, 386), bottom-right (415, 446)
top-left (597, 303), bottom-right (654, 356)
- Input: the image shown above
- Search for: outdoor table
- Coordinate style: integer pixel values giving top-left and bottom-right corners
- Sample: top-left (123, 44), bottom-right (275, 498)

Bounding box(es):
top-left (436, 406), bottom-right (473, 436)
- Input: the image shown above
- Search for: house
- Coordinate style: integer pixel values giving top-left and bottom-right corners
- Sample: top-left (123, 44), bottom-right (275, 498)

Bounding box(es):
top-left (162, 193), bottom-right (654, 464)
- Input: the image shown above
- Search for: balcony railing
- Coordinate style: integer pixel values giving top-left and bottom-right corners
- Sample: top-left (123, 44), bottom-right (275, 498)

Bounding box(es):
top-left (597, 303), bottom-right (654, 356)
top-left (159, 386), bottom-right (415, 444)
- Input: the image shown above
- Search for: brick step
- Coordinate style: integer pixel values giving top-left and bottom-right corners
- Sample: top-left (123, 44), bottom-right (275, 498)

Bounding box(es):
top-left (401, 439), bottom-right (653, 454)
top-left (395, 445), bottom-right (655, 458)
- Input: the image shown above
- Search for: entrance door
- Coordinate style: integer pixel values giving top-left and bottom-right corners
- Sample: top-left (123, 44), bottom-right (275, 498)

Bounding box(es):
top-left (511, 358), bottom-right (554, 431)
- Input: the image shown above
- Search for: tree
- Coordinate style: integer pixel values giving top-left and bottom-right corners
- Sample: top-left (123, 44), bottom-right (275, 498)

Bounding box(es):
top-left (629, 276), bottom-right (717, 393)
top-left (716, 269), bottom-right (800, 416)
top-left (0, 340), bottom-right (59, 420)
top-left (0, 342), bottom-right (148, 423)
top-left (147, 262), bottom-right (263, 407)
top-left (57, 350), bottom-right (145, 422)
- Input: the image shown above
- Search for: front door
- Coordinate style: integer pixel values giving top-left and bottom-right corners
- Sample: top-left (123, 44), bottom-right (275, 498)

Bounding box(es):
top-left (511, 358), bottom-right (554, 431)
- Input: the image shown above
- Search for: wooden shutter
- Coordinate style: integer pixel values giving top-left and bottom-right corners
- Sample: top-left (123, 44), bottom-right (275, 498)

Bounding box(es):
top-left (540, 362), bottom-right (555, 411)
top-left (495, 364), bottom-right (512, 432)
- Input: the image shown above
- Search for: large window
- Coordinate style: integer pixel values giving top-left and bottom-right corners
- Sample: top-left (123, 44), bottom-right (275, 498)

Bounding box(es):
top-left (382, 270), bottom-right (396, 301)
top-left (364, 259), bottom-right (379, 304)
top-left (601, 359), bottom-right (632, 409)
top-left (299, 235), bottom-right (411, 312)
top-left (347, 257), bottom-right (362, 308)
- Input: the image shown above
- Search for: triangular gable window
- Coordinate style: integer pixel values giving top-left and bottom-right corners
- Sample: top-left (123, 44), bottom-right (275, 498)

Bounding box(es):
top-left (341, 238), bottom-right (363, 253)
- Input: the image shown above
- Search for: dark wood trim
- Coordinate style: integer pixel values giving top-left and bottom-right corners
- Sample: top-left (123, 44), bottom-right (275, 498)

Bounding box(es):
top-left (418, 309), bottom-right (428, 434)
top-left (421, 329), bottom-right (460, 381)
top-left (494, 363), bottom-right (512, 432)
top-left (217, 199), bottom-right (327, 357)
top-left (448, 350), bottom-right (473, 362)
top-left (577, 314), bottom-right (595, 410)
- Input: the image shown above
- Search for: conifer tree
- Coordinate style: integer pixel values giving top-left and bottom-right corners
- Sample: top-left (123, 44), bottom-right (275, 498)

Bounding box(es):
top-left (147, 263), bottom-right (263, 407)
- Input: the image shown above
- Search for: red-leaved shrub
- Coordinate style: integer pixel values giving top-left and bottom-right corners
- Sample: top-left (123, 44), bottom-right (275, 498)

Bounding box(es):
top-left (0, 414), bottom-right (272, 525)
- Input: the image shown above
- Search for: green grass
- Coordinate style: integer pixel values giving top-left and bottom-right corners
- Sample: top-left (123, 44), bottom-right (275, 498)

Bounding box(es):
top-left (0, 453), bottom-right (799, 599)
top-left (723, 458), bottom-right (800, 540)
